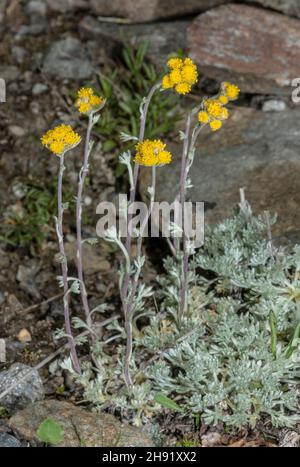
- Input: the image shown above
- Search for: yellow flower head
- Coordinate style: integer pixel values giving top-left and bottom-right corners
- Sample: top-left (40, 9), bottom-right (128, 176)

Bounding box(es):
top-left (41, 124), bottom-right (81, 156)
top-left (162, 75), bottom-right (172, 89)
top-left (204, 98), bottom-right (224, 119)
top-left (218, 94), bottom-right (229, 105)
top-left (175, 82), bottom-right (191, 95)
top-left (220, 107), bottom-right (229, 120)
top-left (167, 57), bottom-right (183, 70)
top-left (222, 82), bottom-right (240, 101)
top-left (169, 69), bottom-right (182, 85)
top-left (210, 120), bottom-right (222, 131)
top-left (75, 87), bottom-right (104, 115)
top-left (134, 139), bottom-right (172, 167)
top-left (198, 110), bottom-right (211, 124)
top-left (162, 56), bottom-right (198, 95)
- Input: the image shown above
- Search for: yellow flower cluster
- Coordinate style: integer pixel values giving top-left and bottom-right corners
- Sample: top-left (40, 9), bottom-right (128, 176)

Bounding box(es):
top-left (198, 81), bottom-right (240, 131)
top-left (41, 124), bottom-right (81, 155)
top-left (134, 139), bottom-right (172, 166)
top-left (75, 87), bottom-right (104, 114)
top-left (162, 57), bottom-right (198, 95)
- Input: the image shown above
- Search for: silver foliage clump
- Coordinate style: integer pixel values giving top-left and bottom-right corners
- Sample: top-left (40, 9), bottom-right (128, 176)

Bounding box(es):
top-left (71, 211), bottom-right (300, 428)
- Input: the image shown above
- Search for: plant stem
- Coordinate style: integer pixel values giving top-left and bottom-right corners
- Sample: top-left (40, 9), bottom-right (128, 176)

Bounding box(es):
top-left (120, 82), bottom-right (160, 389)
top-left (178, 114), bottom-right (192, 321)
top-left (121, 83), bottom-right (160, 309)
top-left (124, 165), bottom-right (157, 388)
top-left (57, 154), bottom-right (81, 373)
top-left (178, 122), bottom-right (203, 322)
top-left (76, 112), bottom-right (93, 329)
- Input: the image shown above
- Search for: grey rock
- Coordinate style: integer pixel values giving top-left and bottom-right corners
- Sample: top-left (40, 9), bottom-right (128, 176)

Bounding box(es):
top-left (16, 23), bottom-right (46, 37)
top-left (8, 125), bottom-right (26, 137)
top-left (244, 0), bottom-right (300, 18)
top-left (32, 83), bottom-right (48, 95)
top-left (1, 295), bottom-right (23, 326)
top-left (90, 0), bottom-right (229, 22)
top-left (0, 363), bottom-right (44, 412)
top-left (11, 46), bottom-right (28, 64)
top-left (46, 0), bottom-right (87, 13)
top-left (279, 429), bottom-right (300, 447)
top-left (0, 432), bottom-right (21, 447)
top-left (140, 107), bottom-right (300, 245)
top-left (0, 65), bottom-right (20, 83)
top-left (80, 16), bottom-right (189, 69)
top-left (16, 264), bottom-right (41, 300)
top-left (64, 241), bottom-right (110, 275)
top-left (262, 99), bottom-right (287, 112)
top-left (9, 400), bottom-right (154, 447)
top-left (42, 37), bottom-right (93, 79)
top-left (25, 1), bottom-right (47, 17)
top-left (188, 4), bottom-right (300, 95)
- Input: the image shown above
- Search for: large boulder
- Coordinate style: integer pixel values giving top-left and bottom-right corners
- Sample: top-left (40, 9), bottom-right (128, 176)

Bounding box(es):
top-left (9, 400), bottom-right (154, 447)
top-left (187, 4), bottom-right (300, 94)
top-left (90, 0), bottom-right (230, 22)
top-left (0, 363), bottom-right (44, 412)
top-left (79, 15), bottom-right (189, 69)
top-left (42, 37), bottom-right (93, 80)
top-left (140, 107), bottom-right (300, 245)
top-left (244, 0), bottom-right (300, 18)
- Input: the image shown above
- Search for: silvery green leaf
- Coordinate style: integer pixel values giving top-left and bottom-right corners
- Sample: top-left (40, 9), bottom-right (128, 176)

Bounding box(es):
top-left (56, 275), bottom-right (64, 288)
top-left (119, 151), bottom-right (131, 165)
top-left (92, 114), bottom-right (100, 125)
top-left (70, 280), bottom-right (80, 294)
top-left (139, 97), bottom-right (147, 117)
top-left (185, 178), bottom-right (193, 189)
top-left (105, 226), bottom-right (118, 242)
top-left (53, 328), bottom-right (67, 340)
top-left (91, 303), bottom-right (114, 314)
top-left (179, 130), bottom-right (186, 140)
top-left (56, 254), bottom-right (66, 264)
top-left (62, 202), bottom-right (69, 210)
top-left (83, 237), bottom-right (98, 245)
top-left (75, 335), bottom-right (88, 346)
top-left (120, 132), bottom-right (138, 142)
top-left (72, 316), bottom-right (88, 329)
top-left (169, 222), bottom-right (183, 236)
top-left (88, 140), bottom-right (95, 153)
top-left (134, 256), bottom-right (145, 270)
top-left (147, 186), bottom-right (154, 197)
top-left (60, 357), bottom-right (75, 374)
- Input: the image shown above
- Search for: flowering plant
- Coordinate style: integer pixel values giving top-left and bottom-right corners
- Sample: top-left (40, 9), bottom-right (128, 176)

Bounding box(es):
top-left (40, 57), bottom-right (249, 402)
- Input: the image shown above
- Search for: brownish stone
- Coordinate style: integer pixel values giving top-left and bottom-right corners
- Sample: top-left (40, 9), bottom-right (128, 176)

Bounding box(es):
top-left (9, 400), bottom-right (154, 447)
top-left (90, 0), bottom-right (229, 22)
top-left (139, 106), bottom-right (300, 245)
top-left (187, 4), bottom-right (300, 94)
top-left (245, 0), bottom-right (300, 18)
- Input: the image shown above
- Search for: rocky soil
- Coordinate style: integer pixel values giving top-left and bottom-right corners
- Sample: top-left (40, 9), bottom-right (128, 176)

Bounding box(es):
top-left (0, 0), bottom-right (299, 447)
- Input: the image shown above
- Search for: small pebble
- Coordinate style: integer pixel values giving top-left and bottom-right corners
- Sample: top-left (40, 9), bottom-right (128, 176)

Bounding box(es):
top-left (8, 125), bottom-right (26, 137)
top-left (0, 432), bottom-right (21, 448)
top-left (25, 0), bottom-right (47, 17)
top-left (32, 83), bottom-right (48, 96)
top-left (17, 329), bottom-right (32, 343)
top-left (262, 99), bottom-right (286, 112)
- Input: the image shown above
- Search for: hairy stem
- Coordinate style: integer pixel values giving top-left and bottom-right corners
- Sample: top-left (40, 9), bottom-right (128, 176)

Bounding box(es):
top-left (121, 83), bottom-right (160, 310)
top-left (57, 154), bottom-right (81, 373)
top-left (121, 82), bottom-right (160, 389)
top-left (178, 114), bottom-right (192, 321)
top-left (76, 113), bottom-right (93, 328)
top-left (123, 166), bottom-right (156, 389)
